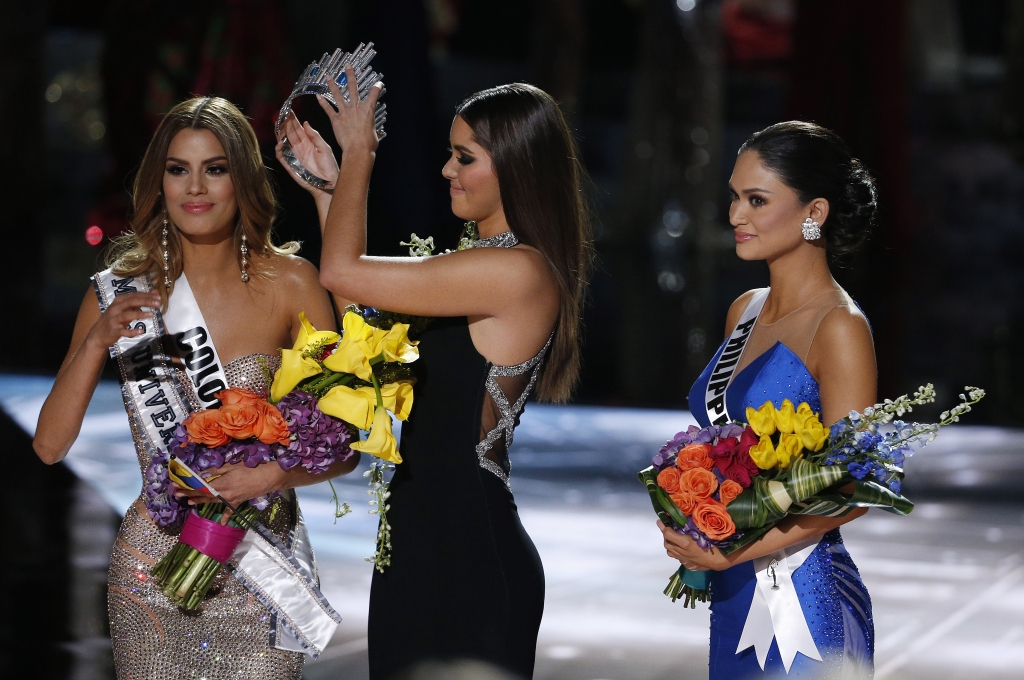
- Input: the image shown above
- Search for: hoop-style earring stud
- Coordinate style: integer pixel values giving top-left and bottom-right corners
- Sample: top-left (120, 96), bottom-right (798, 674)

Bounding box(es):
top-left (162, 215), bottom-right (171, 287)
top-left (240, 233), bottom-right (250, 282)
top-left (801, 218), bottom-right (822, 241)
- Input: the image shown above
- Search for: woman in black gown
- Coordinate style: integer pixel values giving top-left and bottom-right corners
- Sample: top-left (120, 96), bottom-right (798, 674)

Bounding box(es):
top-left (280, 74), bottom-right (592, 678)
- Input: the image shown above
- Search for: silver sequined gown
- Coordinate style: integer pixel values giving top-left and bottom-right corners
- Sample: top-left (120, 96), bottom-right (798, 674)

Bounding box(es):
top-left (108, 354), bottom-right (306, 679)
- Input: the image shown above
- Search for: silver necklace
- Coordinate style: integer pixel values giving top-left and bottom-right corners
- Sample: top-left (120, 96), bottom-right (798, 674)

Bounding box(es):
top-left (473, 230), bottom-right (519, 249)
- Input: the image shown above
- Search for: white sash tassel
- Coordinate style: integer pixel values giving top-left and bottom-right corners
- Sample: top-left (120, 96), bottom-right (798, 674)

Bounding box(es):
top-left (736, 538), bottom-right (823, 672)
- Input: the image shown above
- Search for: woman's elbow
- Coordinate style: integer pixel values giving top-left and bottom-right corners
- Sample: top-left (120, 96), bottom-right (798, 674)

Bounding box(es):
top-left (32, 437), bottom-right (66, 465)
top-left (319, 269), bottom-right (363, 303)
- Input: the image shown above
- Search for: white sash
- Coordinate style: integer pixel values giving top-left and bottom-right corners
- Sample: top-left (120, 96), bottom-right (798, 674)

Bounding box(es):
top-left (736, 537), bottom-right (824, 672)
top-left (92, 269), bottom-right (340, 657)
top-left (162, 274), bottom-right (229, 408)
top-left (704, 288), bottom-right (769, 424)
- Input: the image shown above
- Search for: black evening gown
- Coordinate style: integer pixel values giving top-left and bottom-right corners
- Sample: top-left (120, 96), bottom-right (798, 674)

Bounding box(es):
top-left (367, 316), bottom-right (546, 679)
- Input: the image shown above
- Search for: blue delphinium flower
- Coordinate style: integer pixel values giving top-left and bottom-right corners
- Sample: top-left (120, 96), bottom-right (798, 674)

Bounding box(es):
top-left (848, 461), bottom-right (870, 480)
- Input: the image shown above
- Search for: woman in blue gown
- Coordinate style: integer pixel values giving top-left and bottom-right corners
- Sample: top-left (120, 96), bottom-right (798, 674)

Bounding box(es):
top-left (660, 122), bottom-right (879, 679)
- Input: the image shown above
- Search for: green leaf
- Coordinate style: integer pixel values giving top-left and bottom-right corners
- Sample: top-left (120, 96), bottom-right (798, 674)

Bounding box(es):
top-left (638, 467), bottom-right (690, 528)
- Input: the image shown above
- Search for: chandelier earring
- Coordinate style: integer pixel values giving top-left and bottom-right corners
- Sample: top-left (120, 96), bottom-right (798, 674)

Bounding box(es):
top-left (162, 214), bottom-right (171, 287)
top-left (801, 217), bottom-right (822, 241)
top-left (240, 233), bottom-right (250, 282)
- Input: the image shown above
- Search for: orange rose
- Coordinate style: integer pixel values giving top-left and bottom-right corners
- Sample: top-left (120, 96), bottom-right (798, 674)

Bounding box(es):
top-left (184, 409), bottom-right (230, 447)
top-left (252, 402), bottom-right (292, 445)
top-left (217, 387), bottom-right (264, 406)
top-left (218, 402), bottom-right (261, 440)
top-left (676, 443), bottom-right (714, 471)
top-left (692, 500), bottom-right (737, 541)
top-left (719, 479), bottom-right (743, 506)
top-left (670, 491), bottom-right (698, 516)
top-left (679, 467), bottom-right (718, 499)
top-left (657, 467), bottom-right (682, 494)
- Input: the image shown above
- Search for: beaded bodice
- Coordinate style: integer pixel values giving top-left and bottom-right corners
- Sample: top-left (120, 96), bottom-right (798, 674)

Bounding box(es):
top-left (175, 353), bottom-right (280, 413)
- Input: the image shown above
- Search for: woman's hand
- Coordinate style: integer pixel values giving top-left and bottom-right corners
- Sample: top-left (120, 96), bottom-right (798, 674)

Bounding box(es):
top-left (174, 462), bottom-right (288, 508)
top-left (85, 291), bottom-right (161, 351)
top-left (275, 112), bottom-right (339, 196)
top-left (321, 66), bottom-right (383, 157)
top-left (658, 520), bottom-right (732, 571)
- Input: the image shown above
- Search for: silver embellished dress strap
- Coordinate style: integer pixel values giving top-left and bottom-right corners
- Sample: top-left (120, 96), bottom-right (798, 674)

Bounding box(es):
top-left (470, 228), bottom-right (551, 487)
top-left (476, 333), bottom-right (554, 487)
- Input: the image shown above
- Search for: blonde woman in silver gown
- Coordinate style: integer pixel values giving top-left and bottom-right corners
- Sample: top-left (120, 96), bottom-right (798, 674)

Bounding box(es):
top-left (33, 97), bottom-right (359, 678)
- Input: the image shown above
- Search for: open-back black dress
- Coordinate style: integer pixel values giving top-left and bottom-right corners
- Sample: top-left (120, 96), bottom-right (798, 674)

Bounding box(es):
top-left (367, 234), bottom-right (549, 680)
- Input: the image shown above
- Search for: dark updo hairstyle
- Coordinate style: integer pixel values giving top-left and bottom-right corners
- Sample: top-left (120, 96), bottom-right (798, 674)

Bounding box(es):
top-left (739, 121), bottom-right (878, 259)
top-left (456, 83), bottom-right (593, 403)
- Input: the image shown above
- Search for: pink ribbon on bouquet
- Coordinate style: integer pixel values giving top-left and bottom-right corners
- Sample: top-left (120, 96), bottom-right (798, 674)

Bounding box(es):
top-left (179, 510), bottom-right (247, 563)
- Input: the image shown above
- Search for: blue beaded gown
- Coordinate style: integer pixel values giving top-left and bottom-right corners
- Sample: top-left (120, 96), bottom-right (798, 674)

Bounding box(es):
top-left (686, 288), bottom-right (874, 679)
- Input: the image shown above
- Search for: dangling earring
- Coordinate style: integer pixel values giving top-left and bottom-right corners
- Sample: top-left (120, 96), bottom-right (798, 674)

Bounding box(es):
top-left (240, 233), bottom-right (250, 282)
top-left (162, 214), bottom-right (171, 287)
top-left (801, 217), bottom-right (821, 241)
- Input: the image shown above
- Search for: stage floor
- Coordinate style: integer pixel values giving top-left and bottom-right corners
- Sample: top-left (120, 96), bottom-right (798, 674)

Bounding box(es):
top-left (3, 375), bottom-right (1022, 680)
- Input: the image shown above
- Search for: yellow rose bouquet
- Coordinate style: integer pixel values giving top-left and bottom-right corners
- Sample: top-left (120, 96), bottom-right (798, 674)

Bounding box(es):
top-left (270, 308), bottom-right (420, 570)
top-left (640, 385), bottom-right (986, 606)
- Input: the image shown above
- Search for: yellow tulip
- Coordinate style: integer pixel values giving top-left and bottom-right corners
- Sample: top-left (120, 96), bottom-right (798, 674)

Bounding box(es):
top-left (797, 413), bottom-right (828, 452)
top-left (270, 349), bottom-right (323, 403)
top-left (773, 399), bottom-right (798, 434)
top-left (746, 402), bottom-right (778, 437)
top-left (351, 406), bottom-right (403, 463)
top-left (776, 433), bottom-right (804, 469)
top-left (796, 402), bottom-right (815, 418)
top-left (318, 385), bottom-right (377, 430)
top-left (748, 434), bottom-right (779, 470)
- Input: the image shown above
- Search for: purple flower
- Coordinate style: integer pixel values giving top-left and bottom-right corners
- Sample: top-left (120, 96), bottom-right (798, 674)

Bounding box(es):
top-left (243, 441), bottom-right (274, 468)
top-left (680, 518), bottom-right (713, 550)
top-left (719, 423), bottom-right (744, 440)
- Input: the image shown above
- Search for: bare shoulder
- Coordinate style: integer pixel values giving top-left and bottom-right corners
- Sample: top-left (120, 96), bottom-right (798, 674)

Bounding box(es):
top-left (723, 288), bottom-right (764, 338)
top-left (266, 253), bottom-right (335, 331)
top-left (269, 253), bottom-right (322, 289)
top-left (814, 302), bottom-right (874, 357)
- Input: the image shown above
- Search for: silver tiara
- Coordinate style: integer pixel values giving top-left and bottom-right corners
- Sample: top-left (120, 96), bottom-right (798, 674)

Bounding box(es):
top-left (276, 42), bottom-right (387, 192)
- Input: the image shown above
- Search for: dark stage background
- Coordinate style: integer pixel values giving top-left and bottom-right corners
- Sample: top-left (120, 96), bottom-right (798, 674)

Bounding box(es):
top-left (2, 0), bottom-right (1024, 678)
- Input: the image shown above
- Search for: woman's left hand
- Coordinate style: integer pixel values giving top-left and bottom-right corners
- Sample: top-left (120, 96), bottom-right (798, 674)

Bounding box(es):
top-left (174, 462), bottom-right (290, 508)
top-left (321, 66), bottom-right (383, 156)
top-left (658, 520), bottom-right (732, 571)
top-left (275, 112), bottom-right (339, 195)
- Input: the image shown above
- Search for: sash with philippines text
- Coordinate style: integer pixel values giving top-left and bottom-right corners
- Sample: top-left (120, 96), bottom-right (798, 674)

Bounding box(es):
top-left (92, 269), bottom-right (340, 657)
top-left (704, 288), bottom-right (769, 425)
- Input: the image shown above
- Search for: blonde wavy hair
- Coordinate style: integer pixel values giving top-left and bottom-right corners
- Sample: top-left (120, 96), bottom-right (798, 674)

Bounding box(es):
top-left (108, 96), bottom-right (298, 303)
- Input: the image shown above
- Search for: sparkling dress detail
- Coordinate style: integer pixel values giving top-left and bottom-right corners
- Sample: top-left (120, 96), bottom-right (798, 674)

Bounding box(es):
top-left (687, 288), bottom-right (875, 679)
top-left (368, 232), bottom-right (548, 679)
top-left (108, 353), bottom-right (307, 679)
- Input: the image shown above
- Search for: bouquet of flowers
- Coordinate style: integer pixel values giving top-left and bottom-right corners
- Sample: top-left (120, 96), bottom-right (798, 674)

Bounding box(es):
top-left (147, 384), bottom-right (356, 610)
top-left (147, 310), bottom-right (419, 609)
top-left (639, 385), bottom-right (985, 607)
top-left (269, 309), bottom-right (419, 571)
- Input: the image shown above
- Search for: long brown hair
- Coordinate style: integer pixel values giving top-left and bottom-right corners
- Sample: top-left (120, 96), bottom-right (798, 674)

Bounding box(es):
top-left (456, 84), bottom-right (594, 403)
top-left (107, 96), bottom-right (297, 302)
